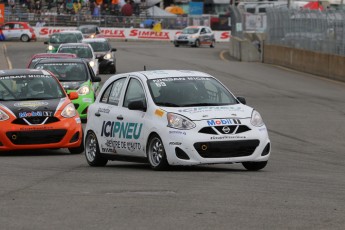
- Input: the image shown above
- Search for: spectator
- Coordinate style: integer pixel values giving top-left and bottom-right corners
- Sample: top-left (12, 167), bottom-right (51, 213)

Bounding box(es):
top-left (36, 18), bottom-right (45, 27)
top-left (110, 0), bottom-right (119, 14)
top-left (121, 0), bottom-right (132, 16)
top-left (73, 0), bottom-right (82, 14)
top-left (8, 0), bottom-right (16, 13)
top-left (34, 0), bottom-right (42, 15)
top-left (66, 0), bottom-right (74, 13)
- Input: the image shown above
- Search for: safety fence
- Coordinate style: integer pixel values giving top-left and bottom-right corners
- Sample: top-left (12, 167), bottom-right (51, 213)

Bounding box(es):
top-left (265, 8), bottom-right (345, 56)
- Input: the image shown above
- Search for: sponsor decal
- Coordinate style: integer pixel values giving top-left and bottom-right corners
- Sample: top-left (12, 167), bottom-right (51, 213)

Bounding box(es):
top-left (101, 121), bottom-right (143, 139)
top-left (82, 98), bottom-right (93, 103)
top-left (169, 130), bottom-right (186, 135)
top-left (98, 108), bottom-right (110, 114)
top-left (178, 106), bottom-right (244, 114)
top-left (155, 109), bottom-right (164, 117)
top-left (259, 127), bottom-right (267, 132)
top-left (207, 119), bottom-right (241, 126)
top-left (104, 140), bottom-right (141, 152)
top-left (43, 111), bottom-right (53, 116)
top-left (210, 136), bottom-right (246, 140)
top-left (19, 126), bottom-right (54, 131)
top-left (129, 29), bottom-right (170, 40)
top-left (19, 111), bottom-right (43, 118)
top-left (14, 101), bottom-right (49, 110)
top-left (75, 117), bottom-right (81, 124)
top-left (169, 142), bottom-right (182, 145)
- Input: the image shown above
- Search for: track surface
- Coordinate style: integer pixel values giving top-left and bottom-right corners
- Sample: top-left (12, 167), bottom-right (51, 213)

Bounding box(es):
top-left (1, 41), bottom-right (345, 230)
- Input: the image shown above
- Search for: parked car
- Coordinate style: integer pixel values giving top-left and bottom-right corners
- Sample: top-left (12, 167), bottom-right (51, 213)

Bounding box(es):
top-left (0, 69), bottom-right (84, 153)
top-left (173, 26), bottom-right (215, 48)
top-left (77, 25), bottom-right (101, 38)
top-left (44, 31), bottom-right (83, 53)
top-left (27, 53), bottom-right (77, 68)
top-left (56, 43), bottom-right (100, 75)
top-left (32, 58), bottom-right (101, 121)
top-left (83, 38), bottom-right (117, 74)
top-left (0, 22), bottom-right (36, 42)
top-left (84, 70), bottom-right (271, 171)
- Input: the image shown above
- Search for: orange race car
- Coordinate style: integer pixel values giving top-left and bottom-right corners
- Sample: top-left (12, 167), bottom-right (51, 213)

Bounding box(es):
top-left (0, 69), bottom-right (84, 154)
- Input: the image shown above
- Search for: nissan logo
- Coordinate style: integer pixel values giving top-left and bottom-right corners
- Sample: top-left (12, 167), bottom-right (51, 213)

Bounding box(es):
top-left (222, 126), bottom-right (231, 134)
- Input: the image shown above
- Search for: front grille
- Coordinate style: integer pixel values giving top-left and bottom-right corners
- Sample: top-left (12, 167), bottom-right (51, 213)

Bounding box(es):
top-left (6, 129), bottom-right (67, 145)
top-left (12, 117), bottom-right (60, 125)
top-left (194, 140), bottom-right (260, 158)
top-left (176, 41), bottom-right (189, 44)
top-left (199, 125), bottom-right (251, 135)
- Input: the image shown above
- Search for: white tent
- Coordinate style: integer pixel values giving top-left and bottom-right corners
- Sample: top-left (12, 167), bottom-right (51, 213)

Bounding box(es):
top-left (145, 6), bottom-right (177, 17)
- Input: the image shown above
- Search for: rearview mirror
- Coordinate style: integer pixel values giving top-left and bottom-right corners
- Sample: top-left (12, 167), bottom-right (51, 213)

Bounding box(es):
top-left (128, 100), bottom-right (146, 112)
top-left (237, 96), bottom-right (246, 105)
top-left (68, 91), bottom-right (79, 100)
top-left (92, 76), bottom-right (102, 82)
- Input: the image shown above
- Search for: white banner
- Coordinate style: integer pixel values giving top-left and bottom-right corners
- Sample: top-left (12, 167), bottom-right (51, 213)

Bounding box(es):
top-left (35, 27), bottom-right (231, 42)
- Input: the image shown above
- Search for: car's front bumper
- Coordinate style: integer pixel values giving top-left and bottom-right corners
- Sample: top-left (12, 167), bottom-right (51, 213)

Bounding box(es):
top-left (71, 93), bottom-right (95, 120)
top-left (174, 38), bottom-right (197, 46)
top-left (99, 59), bottom-right (115, 74)
top-left (0, 117), bottom-right (82, 151)
top-left (161, 122), bottom-right (271, 166)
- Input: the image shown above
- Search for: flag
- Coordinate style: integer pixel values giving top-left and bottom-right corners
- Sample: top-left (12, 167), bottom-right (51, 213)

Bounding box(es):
top-left (152, 22), bottom-right (162, 33)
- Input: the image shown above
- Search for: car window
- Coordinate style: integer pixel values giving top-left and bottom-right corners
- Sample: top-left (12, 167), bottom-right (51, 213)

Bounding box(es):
top-left (201, 28), bottom-right (206, 34)
top-left (87, 41), bottom-right (110, 52)
top-left (34, 62), bottom-right (88, 82)
top-left (14, 24), bottom-right (24, 29)
top-left (58, 47), bottom-right (93, 59)
top-left (100, 78), bottom-right (126, 105)
top-left (123, 78), bottom-right (145, 108)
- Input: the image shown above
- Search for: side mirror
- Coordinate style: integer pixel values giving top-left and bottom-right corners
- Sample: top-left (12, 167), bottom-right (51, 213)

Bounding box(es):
top-left (44, 41), bottom-right (48, 44)
top-left (128, 100), bottom-right (146, 112)
top-left (237, 96), bottom-right (246, 105)
top-left (92, 76), bottom-right (102, 82)
top-left (68, 91), bottom-right (79, 100)
top-left (111, 48), bottom-right (117, 52)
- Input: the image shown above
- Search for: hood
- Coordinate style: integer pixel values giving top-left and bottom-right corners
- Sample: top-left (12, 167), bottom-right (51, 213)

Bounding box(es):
top-left (162, 105), bottom-right (253, 121)
top-left (60, 81), bottom-right (84, 90)
top-left (0, 98), bottom-right (63, 118)
top-left (94, 51), bottom-right (107, 56)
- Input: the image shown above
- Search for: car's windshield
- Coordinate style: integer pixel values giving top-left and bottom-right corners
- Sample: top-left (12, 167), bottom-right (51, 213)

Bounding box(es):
top-left (49, 33), bottom-right (78, 43)
top-left (181, 28), bottom-right (199, 34)
top-left (79, 26), bottom-right (97, 34)
top-left (58, 46), bottom-right (93, 59)
top-left (87, 41), bottom-right (110, 52)
top-left (148, 77), bottom-right (238, 107)
top-left (0, 74), bottom-right (65, 101)
top-left (34, 62), bottom-right (88, 82)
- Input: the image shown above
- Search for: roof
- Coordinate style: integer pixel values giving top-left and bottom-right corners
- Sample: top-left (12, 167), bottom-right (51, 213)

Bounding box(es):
top-left (58, 30), bottom-right (83, 34)
top-left (0, 69), bottom-right (48, 76)
top-left (31, 53), bottom-right (77, 59)
top-left (133, 70), bottom-right (213, 80)
top-left (83, 38), bottom-right (108, 43)
top-left (58, 43), bottom-right (90, 47)
top-left (77, 25), bottom-right (100, 29)
top-left (35, 58), bottom-right (86, 64)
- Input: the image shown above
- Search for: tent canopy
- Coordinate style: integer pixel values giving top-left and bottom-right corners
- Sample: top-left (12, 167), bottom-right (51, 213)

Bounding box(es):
top-left (145, 6), bottom-right (177, 17)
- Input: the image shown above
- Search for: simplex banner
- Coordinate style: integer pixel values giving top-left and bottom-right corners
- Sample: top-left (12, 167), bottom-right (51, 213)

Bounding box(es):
top-left (35, 27), bottom-right (231, 42)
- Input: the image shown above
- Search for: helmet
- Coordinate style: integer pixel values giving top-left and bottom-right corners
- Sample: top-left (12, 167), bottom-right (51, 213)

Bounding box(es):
top-left (28, 79), bottom-right (45, 96)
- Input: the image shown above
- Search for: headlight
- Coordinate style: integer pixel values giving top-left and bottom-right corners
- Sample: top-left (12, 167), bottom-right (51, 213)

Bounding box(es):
top-left (251, 110), bottom-right (264, 127)
top-left (89, 60), bottom-right (95, 67)
top-left (90, 34), bottom-right (95, 38)
top-left (77, 85), bottom-right (90, 95)
top-left (48, 45), bottom-right (54, 50)
top-left (61, 103), bottom-right (77, 118)
top-left (0, 108), bottom-right (10, 121)
top-left (167, 113), bottom-right (195, 130)
top-left (189, 35), bottom-right (198, 39)
top-left (104, 53), bottom-right (112, 60)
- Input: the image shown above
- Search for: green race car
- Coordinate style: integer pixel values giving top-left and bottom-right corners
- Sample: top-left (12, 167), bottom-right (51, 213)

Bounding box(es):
top-left (32, 58), bottom-right (101, 121)
top-left (44, 31), bottom-right (84, 53)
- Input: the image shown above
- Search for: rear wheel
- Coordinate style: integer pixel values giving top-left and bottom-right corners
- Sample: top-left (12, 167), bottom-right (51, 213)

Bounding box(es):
top-left (174, 41), bottom-right (179, 47)
top-left (210, 40), bottom-right (215, 48)
top-left (21, 34), bottom-right (30, 42)
top-left (242, 161), bottom-right (268, 171)
top-left (147, 135), bottom-right (169, 170)
top-left (85, 131), bottom-right (108, 166)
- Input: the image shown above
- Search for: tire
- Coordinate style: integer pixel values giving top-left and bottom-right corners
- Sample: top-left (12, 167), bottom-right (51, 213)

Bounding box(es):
top-left (111, 65), bottom-right (116, 74)
top-left (68, 131), bottom-right (84, 154)
top-left (210, 40), bottom-right (215, 48)
top-left (85, 131), bottom-right (108, 166)
top-left (194, 39), bottom-right (200, 48)
top-left (242, 161), bottom-right (268, 171)
top-left (174, 41), bottom-right (179, 47)
top-left (147, 135), bottom-right (169, 170)
top-left (21, 34), bottom-right (30, 42)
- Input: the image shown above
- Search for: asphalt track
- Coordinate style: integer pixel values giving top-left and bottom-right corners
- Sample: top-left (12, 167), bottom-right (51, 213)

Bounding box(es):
top-left (0, 41), bottom-right (345, 230)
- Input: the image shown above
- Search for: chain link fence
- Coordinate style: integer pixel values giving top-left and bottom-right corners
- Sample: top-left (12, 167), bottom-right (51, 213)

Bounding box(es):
top-left (266, 8), bottom-right (345, 56)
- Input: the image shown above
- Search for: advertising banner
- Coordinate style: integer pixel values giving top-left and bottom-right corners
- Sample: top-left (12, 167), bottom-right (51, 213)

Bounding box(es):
top-left (0, 4), bottom-right (5, 24)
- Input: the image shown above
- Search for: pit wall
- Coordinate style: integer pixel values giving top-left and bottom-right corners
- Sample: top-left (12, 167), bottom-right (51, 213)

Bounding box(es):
top-left (34, 26), bottom-right (231, 42)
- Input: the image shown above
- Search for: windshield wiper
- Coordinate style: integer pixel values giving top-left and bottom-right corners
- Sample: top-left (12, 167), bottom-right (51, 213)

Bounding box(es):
top-left (156, 102), bottom-right (181, 107)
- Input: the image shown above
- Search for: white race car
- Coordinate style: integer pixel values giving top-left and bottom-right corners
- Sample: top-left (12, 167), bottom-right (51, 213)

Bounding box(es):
top-left (84, 70), bottom-right (271, 171)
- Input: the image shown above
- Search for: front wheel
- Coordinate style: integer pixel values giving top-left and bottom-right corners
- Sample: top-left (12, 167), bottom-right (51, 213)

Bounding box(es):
top-left (21, 34), bottom-right (30, 42)
top-left (194, 39), bottom-right (200, 48)
top-left (174, 41), bottom-right (179, 47)
top-left (147, 135), bottom-right (169, 170)
top-left (85, 131), bottom-right (108, 166)
top-left (242, 161), bottom-right (268, 171)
